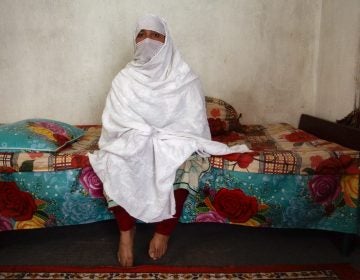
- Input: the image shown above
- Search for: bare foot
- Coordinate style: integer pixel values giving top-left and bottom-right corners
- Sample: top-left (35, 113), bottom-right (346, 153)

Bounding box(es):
top-left (148, 232), bottom-right (170, 260)
top-left (117, 227), bottom-right (135, 267)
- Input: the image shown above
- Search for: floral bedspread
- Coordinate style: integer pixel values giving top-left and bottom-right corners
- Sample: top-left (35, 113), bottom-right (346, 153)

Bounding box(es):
top-left (1, 123), bottom-right (358, 175)
top-left (176, 159), bottom-right (359, 234)
top-left (0, 169), bottom-right (112, 231)
top-left (177, 123), bottom-right (360, 234)
top-left (210, 123), bottom-right (359, 175)
top-left (1, 123), bottom-right (359, 233)
top-left (0, 126), bottom-right (111, 231)
top-left (0, 126), bottom-right (99, 173)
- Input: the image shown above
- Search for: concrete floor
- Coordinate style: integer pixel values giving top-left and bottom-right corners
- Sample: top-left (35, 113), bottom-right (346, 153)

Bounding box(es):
top-left (0, 220), bottom-right (359, 272)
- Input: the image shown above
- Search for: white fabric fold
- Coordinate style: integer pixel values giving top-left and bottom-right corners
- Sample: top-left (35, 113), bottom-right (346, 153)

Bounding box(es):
top-left (135, 14), bottom-right (166, 37)
top-left (89, 14), bottom-right (250, 223)
top-left (134, 38), bottom-right (164, 64)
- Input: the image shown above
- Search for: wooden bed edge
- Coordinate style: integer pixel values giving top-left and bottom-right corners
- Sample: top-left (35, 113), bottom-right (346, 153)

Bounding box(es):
top-left (298, 114), bottom-right (360, 151)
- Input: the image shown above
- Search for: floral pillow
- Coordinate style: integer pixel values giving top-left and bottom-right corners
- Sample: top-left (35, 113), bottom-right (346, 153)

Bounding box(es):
top-left (205, 96), bottom-right (242, 136)
top-left (0, 119), bottom-right (84, 152)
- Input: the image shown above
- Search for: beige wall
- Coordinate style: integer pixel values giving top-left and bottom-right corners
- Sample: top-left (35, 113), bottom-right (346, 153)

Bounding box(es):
top-left (315, 0), bottom-right (360, 122)
top-left (0, 0), bottom-right (358, 126)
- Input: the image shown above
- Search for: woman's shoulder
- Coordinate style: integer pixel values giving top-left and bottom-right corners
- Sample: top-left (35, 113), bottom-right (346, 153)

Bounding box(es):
top-left (111, 67), bottom-right (132, 86)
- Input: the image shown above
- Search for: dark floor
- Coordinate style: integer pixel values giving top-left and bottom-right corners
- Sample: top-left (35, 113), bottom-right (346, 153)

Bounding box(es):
top-left (0, 220), bottom-right (359, 271)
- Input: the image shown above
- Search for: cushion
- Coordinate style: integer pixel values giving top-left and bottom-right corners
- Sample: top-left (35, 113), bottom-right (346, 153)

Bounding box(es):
top-left (0, 119), bottom-right (84, 152)
top-left (205, 96), bottom-right (242, 136)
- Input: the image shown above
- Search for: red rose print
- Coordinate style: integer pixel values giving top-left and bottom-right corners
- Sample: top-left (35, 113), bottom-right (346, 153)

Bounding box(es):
top-left (223, 152), bottom-right (258, 168)
top-left (308, 175), bottom-right (341, 205)
top-left (210, 108), bottom-right (221, 118)
top-left (71, 155), bottom-right (90, 168)
top-left (53, 133), bottom-right (70, 146)
top-left (284, 131), bottom-right (317, 142)
top-left (236, 153), bottom-right (255, 168)
top-left (213, 188), bottom-right (258, 223)
top-left (28, 152), bottom-right (44, 159)
top-left (315, 158), bottom-right (343, 175)
top-left (314, 155), bottom-right (360, 175)
top-left (338, 155), bottom-right (353, 166)
top-left (79, 167), bottom-right (104, 198)
top-left (310, 155), bottom-right (323, 169)
top-left (213, 131), bottom-right (244, 143)
top-left (0, 181), bottom-right (37, 221)
top-left (208, 118), bottom-right (227, 136)
top-left (345, 164), bottom-right (360, 175)
top-left (0, 166), bottom-right (16, 173)
top-left (339, 155), bottom-right (360, 174)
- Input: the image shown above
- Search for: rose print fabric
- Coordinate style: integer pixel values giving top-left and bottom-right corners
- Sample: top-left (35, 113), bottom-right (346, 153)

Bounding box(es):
top-left (174, 123), bottom-right (360, 234)
top-left (0, 126), bottom-right (99, 173)
top-left (1, 122), bottom-right (359, 234)
top-left (0, 169), bottom-right (112, 231)
top-left (0, 181), bottom-right (37, 221)
top-left (178, 166), bottom-right (359, 234)
top-left (1, 123), bottom-right (358, 176)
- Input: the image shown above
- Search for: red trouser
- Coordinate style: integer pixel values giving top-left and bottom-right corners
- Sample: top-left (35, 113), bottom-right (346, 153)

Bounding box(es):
top-left (111, 189), bottom-right (188, 236)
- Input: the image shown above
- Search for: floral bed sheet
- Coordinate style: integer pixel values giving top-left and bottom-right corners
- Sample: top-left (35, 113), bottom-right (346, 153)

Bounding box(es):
top-left (0, 123), bottom-right (359, 234)
top-left (177, 123), bottom-right (360, 234)
top-left (0, 126), bottom-right (112, 231)
top-left (0, 126), bottom-right (99, 173)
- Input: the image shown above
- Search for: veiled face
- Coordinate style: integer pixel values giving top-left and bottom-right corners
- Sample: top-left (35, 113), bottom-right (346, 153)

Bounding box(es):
top-left (136, 29), bottom-right (165, 44)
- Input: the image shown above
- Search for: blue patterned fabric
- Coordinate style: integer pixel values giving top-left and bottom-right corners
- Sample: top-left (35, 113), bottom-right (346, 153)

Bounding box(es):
top-left (0, 170), bottom-right (113, 231)
top-left (179, 168), bottom-right (360, 235)
top-left (1, 120), bottom-right (359, 235)
top-left (0, 119), bottom-right (84, 152)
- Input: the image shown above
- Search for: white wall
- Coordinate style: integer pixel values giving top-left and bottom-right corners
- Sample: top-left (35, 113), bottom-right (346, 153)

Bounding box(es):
top-left (315, 0), bottom-right (360, 122)
top-left (0, 0), bottom-right (358, 126)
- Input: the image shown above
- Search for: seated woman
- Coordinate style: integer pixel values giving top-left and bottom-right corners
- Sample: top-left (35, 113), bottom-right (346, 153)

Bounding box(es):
top-left (89, 14), bottom-right (249, 267)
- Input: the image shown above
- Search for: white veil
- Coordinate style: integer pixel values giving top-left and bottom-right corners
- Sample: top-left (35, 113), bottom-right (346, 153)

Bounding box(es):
top-left (89, 15), bottom-right (249, 223)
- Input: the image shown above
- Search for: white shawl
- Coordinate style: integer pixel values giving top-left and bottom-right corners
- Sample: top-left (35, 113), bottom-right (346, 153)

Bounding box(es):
top-left (89, 15), bottom-right (250, 223)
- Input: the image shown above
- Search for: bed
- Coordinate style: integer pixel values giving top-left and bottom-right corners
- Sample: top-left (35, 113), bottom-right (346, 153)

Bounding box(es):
top-left (0, 98), bottom-right (359, 247)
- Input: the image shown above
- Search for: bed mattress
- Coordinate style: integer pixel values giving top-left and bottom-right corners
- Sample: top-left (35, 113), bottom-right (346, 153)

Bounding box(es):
top-left (1, 123), bottom-right (359, 234)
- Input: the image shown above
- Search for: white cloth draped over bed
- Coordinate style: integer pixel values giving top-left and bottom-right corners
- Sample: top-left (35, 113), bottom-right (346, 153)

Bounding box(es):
top-left (88, 15), bottom-right (250, 223)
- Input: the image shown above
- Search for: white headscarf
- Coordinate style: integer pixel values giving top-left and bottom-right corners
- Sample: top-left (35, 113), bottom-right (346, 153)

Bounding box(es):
top-left (134, 38), bottom-right (163, 64)
top-left (133, 14), bottom-right (166, 64)
top-left (89, 15), bottom-right (249, 223)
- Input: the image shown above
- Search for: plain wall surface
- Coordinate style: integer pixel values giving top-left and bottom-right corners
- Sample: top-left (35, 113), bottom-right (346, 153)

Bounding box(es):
top-left (0, 0), bottom-right (359, 126)
top-left (315, 0), bottom-right (360, 122)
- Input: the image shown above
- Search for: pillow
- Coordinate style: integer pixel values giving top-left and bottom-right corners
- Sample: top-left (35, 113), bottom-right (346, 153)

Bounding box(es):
top-left (205, 96), bottom-right (242, 136)
top-left (0, 119), bottom-right (84, 152)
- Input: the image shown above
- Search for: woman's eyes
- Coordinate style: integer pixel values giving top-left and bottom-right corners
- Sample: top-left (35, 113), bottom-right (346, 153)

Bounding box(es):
top-left (137, 31), bottom-right (164, 41)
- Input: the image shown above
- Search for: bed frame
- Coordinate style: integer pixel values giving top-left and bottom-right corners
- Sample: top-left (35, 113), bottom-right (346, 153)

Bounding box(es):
top-left (299, 114), bottom-right (360, 151)
top-left (298, 114), bottom-right (360, 255)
